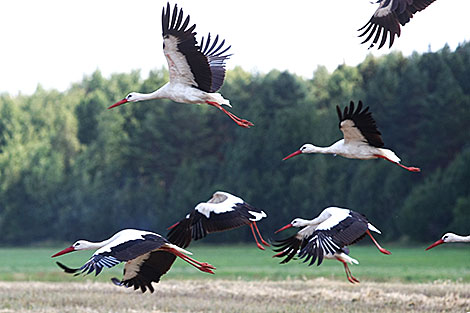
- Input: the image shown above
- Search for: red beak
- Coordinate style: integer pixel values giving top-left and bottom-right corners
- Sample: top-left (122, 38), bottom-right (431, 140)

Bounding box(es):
top-left (167, 221), bottom-right (180, 230)
top-left (282, 150), bottom-right (302, 161)
top-left (108, 98), bottom-right (128, 109)
top-left (275, 223), bottom-right (293, 234)
top-left (425, 239), bottom-right (445, 251)
top-left (51, 246), bottom-right (75, 258)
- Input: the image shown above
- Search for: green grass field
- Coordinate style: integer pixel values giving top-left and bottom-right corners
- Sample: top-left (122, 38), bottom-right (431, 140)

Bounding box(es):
top-left (0, 244), bottom-right (468, 283)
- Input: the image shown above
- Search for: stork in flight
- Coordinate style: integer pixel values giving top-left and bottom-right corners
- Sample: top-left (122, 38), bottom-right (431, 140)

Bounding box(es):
top-left (359, 0), bottom-right (437, 49)
top-left (273, 206), bottom-right (391, 283)
top-left (425, 232), bottom-right (470, 250)
top-left (52, 229), bottom-right (215, 293)
top-left (108, 3), bottom-right (254, 128)
top-left (167, 191), bottom-right (270, 250)
top-left (282, 100), bottom-right (421, 172)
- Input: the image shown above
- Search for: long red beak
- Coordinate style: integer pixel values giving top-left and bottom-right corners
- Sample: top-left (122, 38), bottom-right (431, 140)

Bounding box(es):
top-left (282, 150), bottom-right (302, 161)
top-left (275, 223), bottom-right (293, 234)
top-left (108, 98), bottom-right (128, 109)
top-left (167, 221), bottom-right (180, 230)
top-left (51, 246), bottom-right (75, 258)
top-left (425, 239), bottom-right (445, 251)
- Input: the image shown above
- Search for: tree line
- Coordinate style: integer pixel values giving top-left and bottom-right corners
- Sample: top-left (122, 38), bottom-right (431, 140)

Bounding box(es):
top-left (0, 43), bottom-right (469, 245)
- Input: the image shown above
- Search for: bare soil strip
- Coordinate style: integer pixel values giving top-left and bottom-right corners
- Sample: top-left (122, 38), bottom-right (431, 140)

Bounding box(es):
top-left (0, 279), bottom-right (469, 313)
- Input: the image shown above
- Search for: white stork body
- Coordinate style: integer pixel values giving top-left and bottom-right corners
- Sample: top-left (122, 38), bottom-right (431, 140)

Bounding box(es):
top-left (273, 207), bottom-right (391, 283)
top-left (359, 0), bottom-right (437, 49)
top-left (167, 191), bottom-right (269, 250)
top-left (52, 229), bottom-right (215, 293)
top-left (426, 232), bottom-right (470, 250)
top-left (108, 3), bottom-right (253, 128)
top-left (283, 100), bottom-right (420, 172)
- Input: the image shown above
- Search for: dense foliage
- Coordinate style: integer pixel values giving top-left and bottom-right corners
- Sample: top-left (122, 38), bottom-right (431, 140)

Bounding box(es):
top-left (0, 43), bottom-right (469, 245)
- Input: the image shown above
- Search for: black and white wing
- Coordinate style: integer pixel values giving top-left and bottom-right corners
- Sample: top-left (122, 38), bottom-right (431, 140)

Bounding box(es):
top-left (298, 210), bottom-right (369, 266)
top-left (162, 3), bottom-right (231, 92)
top-left (359, 0), bottom-right (437, 49)
top-left (112, 251), bottom-right (177, 293)
top-left (56, 233), bottom-right (168, 279)
top-left (336, 100), bottom-right (384, 148)
top-left (167, 192), bottom-right (266, 248)
top-left (273, 225), bottom-right (316, 264)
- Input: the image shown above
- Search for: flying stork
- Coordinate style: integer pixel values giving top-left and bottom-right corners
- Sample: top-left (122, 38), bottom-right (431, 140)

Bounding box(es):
top-left (282, 100), bottom-right (421, 172)
top-left (273, 206), bottom-right (391, 283)
top-left (51, 229), bottom-right (215, 293)
top-left (108, 3), bottom-right (253, 128)
top-left (359, 0), bottom-right (437, 49)
top-left (167, 191), bottom-right (270, 250)
top-left (425, 232), bottom-right (470, 250)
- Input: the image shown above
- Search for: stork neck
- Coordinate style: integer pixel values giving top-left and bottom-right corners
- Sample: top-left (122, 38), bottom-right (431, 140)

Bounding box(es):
top-left (453, 234), bottom-right (470, 242)
top-left (81, 238), bottom-right (114, 250)
top-left (304, 144), bottom-right (336, 155)
top-left (133, 84), bottom-right (169, 101)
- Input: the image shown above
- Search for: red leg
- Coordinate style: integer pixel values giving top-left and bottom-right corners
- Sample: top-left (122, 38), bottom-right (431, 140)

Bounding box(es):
top-left (163, 247), bottom-right (215, 274)
top-left (374, 154), bottom-right (420, 172)
top-left (336, 258), bottom-right (359, 284)
top-left (252, 222), bottom-right (270, 246)
top-left (366, 230), bottom-right (391, 255)
top-left (249, 223), bottom-right (265, 250)
top-left (206, 101), bottom-right (254, 128)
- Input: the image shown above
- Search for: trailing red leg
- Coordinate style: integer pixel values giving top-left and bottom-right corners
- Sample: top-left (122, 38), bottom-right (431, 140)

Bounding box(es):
top-left (336, 257), bottom-right (359, 284)
top-left (163, 247), bottom-right (216, 274)
top-left (206, 101), bottom-right (254, 128)
top-left (249, 223), bottom-right (265, 250)
top-left (374, 154), bottom-right (420, 172)
top-left (366, 230), bottom-right (391, 255)
top-left (252, 222), bottom-right (270, 247)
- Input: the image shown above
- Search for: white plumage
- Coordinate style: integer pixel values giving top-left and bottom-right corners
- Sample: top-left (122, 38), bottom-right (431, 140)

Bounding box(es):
top-left (51, 229), bottom-right (214, 293)
top-left (283, 101), bottom-right (420, 172)
top-left (274, 206), bottom-right (391, 283)
top-left (108, 3), bottom-right (253, 128)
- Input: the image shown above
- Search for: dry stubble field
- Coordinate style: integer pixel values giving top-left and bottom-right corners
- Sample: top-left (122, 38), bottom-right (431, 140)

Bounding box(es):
top-left (1, 279), bottom-right (469, 313)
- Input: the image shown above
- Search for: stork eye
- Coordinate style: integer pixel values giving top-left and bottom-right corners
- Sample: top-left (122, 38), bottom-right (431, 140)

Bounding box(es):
top-left (75, 243), bottom-right (80, 246)
top-left (127, 95), bottom-right (132, 99)
top-left (163, 43), bottom-right (166, 49)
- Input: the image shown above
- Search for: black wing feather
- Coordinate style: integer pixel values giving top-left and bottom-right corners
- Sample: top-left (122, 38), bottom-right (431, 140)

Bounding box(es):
top-left (273, 234), bottom-right (308, 264)
top-left (112, 251), bottom-right (177, 294)
top-left (359, 0), bottom-right (436, 49)
top-left (167, 202), bottom-right (265, 247)
top-left (162, 3), bottom-right (230, 92)
top-left (338, 100), bottom-right (384, 148)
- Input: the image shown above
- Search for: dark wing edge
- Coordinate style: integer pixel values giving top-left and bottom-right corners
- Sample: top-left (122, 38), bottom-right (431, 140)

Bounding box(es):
top-left (112, 251), bottom-right (177, 293)
top-left (272, 235), bottom-right (306, 264)
top-left (200, 33), bottom-right (232, 92)
top-left (167, 215), bottom-right (194, 249)
top-left (340, 100), bottom-right (384, 147)
top-left (56, 254), bottom-right (120, 277)
top-left (201, 202), bottom-right (260, 234)
top-left (359, 0), bottom-right (436, 49)
top-left (298, 231), bottom-right (342, 266)
top-left (162, 3), bottom-right (216, 93)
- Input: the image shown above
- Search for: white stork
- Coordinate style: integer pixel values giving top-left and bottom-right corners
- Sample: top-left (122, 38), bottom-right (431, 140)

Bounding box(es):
top-left (51, 229), bottom-right (215, 293)
top-left (359, 0), bottom-right (437, 49)
top-left (108, 3), bottom-right (253, 128)
top-left (273, 206), bottom-right (391, 283)
top-left (167, 191), bottom-right (270, 250)
top-left (425, 232), bottom-right (470, 250)
top-left (282, 100), bottom-right (421, 172)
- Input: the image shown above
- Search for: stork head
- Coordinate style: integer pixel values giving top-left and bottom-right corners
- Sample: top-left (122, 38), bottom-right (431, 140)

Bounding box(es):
top-left (275, 218), bottom-right (310, 233)
top-left (282, 144), bottom-right (315, 160)
top-left (425, 233), bottom-right (458, 250)
top-left (108, 92), bottom-right (140, 109)
top-left (51, 240), bottom-right (91, 257)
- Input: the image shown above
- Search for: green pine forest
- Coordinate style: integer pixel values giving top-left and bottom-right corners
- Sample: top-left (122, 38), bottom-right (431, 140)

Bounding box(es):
top-left (0, 43), bottom-right (469, 246)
